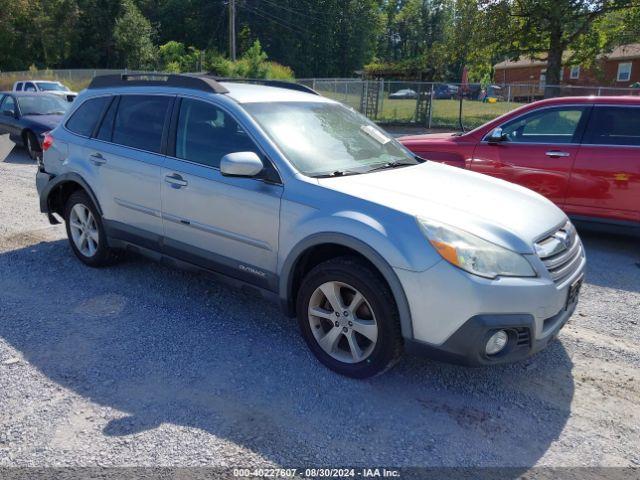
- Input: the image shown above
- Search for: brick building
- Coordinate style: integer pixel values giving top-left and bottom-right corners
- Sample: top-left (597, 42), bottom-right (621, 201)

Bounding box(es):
top-left (493, 44), bottom-right (640, 98)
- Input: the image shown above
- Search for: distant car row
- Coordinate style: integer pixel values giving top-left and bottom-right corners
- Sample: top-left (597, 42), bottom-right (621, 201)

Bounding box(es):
top-left (388, 84), bottom-right (503, 101)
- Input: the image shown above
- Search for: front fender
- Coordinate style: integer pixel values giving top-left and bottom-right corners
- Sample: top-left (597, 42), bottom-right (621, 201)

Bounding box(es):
top-left (279, 231), bottom-right (419, 339)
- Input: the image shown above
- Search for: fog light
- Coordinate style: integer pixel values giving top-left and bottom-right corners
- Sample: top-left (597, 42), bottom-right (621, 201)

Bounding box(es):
top-left (486, 330), bottom-right (508, 355)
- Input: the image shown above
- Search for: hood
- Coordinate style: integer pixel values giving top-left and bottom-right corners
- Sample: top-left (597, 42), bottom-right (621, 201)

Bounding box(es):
top-left (22, 114), bottom-right (64, 131)
top-left (399, 132), bottom-right (459, 142)
top-left (318, 161), bottom-right (567, 253)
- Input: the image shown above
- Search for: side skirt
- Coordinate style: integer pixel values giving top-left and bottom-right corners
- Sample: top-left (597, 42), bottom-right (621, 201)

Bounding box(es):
top-left (104, 220), bottom-right (280, 304)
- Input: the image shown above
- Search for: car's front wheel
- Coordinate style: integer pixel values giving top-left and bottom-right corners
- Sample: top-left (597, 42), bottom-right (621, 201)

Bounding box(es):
top-left (296, 256), bottom-right (403, 378)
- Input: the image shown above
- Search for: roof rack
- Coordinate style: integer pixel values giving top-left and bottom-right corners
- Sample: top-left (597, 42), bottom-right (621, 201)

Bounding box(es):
top-left (213, 77), bottom-right (319, 95)
top-left (88, 73), bottom-right (229, 94)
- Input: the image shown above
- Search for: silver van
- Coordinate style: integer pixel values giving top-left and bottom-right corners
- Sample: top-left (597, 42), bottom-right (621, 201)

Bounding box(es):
top-left (36, 74), bottom-right (586, 377)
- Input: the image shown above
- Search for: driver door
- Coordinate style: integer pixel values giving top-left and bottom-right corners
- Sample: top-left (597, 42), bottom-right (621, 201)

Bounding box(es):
top-left (161, 97), bottom-right (283, 291)
top-left (471, 105), bottom-right (591, 206)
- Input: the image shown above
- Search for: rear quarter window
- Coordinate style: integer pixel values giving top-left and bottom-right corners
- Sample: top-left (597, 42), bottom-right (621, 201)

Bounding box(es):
top-left (66, 96), bottom-right (111, 137)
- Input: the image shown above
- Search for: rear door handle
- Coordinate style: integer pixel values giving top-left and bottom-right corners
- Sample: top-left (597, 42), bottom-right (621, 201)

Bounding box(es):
top-left (89, 152), bottom-right (106, 165)
top-left (165, 173), bottom-right (188, 188)
top-left (545, 151), bottom-right (571, 158)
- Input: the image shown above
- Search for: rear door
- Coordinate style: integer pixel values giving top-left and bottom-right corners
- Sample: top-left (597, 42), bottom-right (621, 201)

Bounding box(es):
top-left (471, 105), bottom-right (591, 206)
top-left (565, 105), bottom-right (640, 223)
top-left (160, 97), bottom-right (283, 290)
top-left (85, 94), bottom-right (173, 243)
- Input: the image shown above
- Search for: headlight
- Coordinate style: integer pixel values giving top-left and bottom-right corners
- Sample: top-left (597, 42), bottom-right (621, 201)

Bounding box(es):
top-left (417, 218), bottom-right (536, 279)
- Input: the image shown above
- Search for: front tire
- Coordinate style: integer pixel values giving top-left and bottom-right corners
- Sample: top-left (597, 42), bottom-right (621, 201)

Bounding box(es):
top-left (64, 191), bottom-right (119, 267)
top-left (296, 256), bottom-right (403, 378)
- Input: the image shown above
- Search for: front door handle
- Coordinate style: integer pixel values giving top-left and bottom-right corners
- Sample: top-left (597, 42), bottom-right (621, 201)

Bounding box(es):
top-left (545, 151), bottom-right (571, 158)
top-left (165, 173), bottom-right (188, 188)
top-left (89, 152), bottom-right (106, 165)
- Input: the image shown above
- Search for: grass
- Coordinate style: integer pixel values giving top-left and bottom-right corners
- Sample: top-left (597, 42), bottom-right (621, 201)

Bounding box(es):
top-left (316, 88), bottom-right (525, 129)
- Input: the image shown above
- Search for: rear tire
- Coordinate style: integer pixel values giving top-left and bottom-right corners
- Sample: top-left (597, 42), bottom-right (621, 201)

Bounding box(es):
top-left (296, 256), bottom-right (403, 378)
top-left (24, 131), bottom-right (40, 161)
top-left (64, 191), bottom-right (119, 267)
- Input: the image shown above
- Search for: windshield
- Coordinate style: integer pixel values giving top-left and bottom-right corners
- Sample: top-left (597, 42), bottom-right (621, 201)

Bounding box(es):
top-left (245, 101), bottom-right (419, 177)
top-left (18, 95), bottom-right (70, 115)
top-left (36, 82), bottom-right (68, 92)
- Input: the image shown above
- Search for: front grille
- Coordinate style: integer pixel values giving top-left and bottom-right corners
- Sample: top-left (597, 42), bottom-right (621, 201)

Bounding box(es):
top-left (535, 222), bottom-right (584, 284)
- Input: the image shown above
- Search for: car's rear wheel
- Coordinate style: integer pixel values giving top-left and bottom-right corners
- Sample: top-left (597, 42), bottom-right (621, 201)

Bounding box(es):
top-left (64, 191), bottom-right (119, 267)
top-left (24, 131), bottom-right (40, 161)
top-left (296, 256), bottom-right (403, 378)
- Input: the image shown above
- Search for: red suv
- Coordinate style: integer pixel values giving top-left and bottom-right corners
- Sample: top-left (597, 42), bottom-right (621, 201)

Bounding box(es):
top-left (400, 96), bottom-right (640, 232)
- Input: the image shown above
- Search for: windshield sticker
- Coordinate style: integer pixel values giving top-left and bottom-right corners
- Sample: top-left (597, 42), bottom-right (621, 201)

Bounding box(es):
top-left (360, 125), bottom-right (392, 145)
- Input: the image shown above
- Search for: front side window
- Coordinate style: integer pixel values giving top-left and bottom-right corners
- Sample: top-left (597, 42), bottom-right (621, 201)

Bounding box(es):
top-left (112, 95), bottom-right (171, 153)
top-left (245, 101), bottom-right (418, 177)
top-left (500, 107), bottom-right (588, 144)
top-left (66, 96), bottom-right (110, 137)
top-left (583, 106), bottom-right (640, 146)
top-left (17, 95), bottom-right (69, 116)
top-left (24, 82), bottom-right (36, 92)
top-left (617, 62), bottom-right (632, 82)
top-left (1, 95), bottom-right (16, 114)
top-left (175, 99), bottom-right (258, 168)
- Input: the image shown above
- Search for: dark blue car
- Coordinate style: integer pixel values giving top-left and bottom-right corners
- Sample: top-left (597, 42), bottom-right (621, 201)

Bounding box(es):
top-left (0, 92), bottom-right (69, 160)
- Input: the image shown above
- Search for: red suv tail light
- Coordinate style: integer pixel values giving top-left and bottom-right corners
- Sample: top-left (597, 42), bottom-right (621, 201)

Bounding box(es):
top-left (42, 132), bottom-right (54, 151)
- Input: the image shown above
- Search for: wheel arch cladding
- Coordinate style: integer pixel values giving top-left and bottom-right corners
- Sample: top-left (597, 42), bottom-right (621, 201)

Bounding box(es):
top-left (41, 173), bottom-right (103, 218)
top-left (280, 233), bottom-right (414, 340)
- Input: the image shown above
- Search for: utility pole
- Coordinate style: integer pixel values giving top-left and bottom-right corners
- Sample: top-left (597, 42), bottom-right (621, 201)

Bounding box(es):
top-left (229, 0), bottom-right (237, 61)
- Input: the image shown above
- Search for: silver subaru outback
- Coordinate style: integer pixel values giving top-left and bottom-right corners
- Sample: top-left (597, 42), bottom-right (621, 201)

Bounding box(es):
top-left (36, 74), bottom-right (586, 378)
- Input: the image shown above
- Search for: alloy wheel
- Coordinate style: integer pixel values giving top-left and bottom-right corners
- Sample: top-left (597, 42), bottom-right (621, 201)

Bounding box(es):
top-left (308, 281), bottom-right (378, 364)
top-left (69, 204), bottom-right (99, 257)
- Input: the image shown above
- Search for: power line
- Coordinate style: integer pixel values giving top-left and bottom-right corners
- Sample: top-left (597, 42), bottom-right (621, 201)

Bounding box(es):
top-left (258, 0), bottom-right (333, 24)
top-left (243, 4), bottom-right (316, 37)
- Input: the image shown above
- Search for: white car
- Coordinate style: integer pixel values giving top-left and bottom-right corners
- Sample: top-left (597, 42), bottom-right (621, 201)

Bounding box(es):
top-left (13, 80), bottom-right (77, 102)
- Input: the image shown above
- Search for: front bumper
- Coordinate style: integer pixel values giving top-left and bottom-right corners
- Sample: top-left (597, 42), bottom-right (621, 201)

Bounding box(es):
top-left (395, 250), bottom-right (586, 366)
top-left (405, 302), bottom-right (576, 366)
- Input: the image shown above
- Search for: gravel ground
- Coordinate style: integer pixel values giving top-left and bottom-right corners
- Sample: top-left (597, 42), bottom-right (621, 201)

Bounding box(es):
top-left (0, 135), bottom-right (638, 470)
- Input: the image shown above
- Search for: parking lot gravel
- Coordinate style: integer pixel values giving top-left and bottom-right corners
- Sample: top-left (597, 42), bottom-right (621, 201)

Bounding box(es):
top-left (0, 135), bottom-right (638, 471)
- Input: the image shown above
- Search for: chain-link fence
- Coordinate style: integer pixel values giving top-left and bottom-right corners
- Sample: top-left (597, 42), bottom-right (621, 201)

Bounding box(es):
top-left (299, 79), bottom-right (640, 130)
top-left (0, 69), bottom-right (135, 92)
top-left (3, 70), bottom-right (639, 130)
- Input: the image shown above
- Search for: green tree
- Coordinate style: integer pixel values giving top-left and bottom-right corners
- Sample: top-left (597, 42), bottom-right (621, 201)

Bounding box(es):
top-left (480, 0), bottom-right (640, 88)
top-left (113, 0), bottom-right (156, 69)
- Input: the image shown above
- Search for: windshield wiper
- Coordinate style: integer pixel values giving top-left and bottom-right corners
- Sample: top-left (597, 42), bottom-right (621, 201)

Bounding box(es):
top-left (312, 170), bottom-right (362, 178)
top-left (364, 161), bottom-right (416, 173)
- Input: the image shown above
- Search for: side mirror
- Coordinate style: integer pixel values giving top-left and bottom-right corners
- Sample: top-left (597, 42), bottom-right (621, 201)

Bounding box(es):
top-left (220, 151), bottom-right (264, 177)
top-left (2, 109), bottom-right (15, 118)
top-left (487, 127), bottom-right (507, 144)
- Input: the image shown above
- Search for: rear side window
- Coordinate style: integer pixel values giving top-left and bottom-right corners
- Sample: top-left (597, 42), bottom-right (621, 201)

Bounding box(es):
top-left (15, 83), bottom-right (23, 91)
top-left (583, 106), bottom-right (640, 146)
top-left (501, 107), bottom-right (588, 144)
top-left (112, 95), bottom-right (171, 153)
top-left (175, 98), bottom-right (258, 167)
top-left (66, 96), bottom-right (110, 137)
